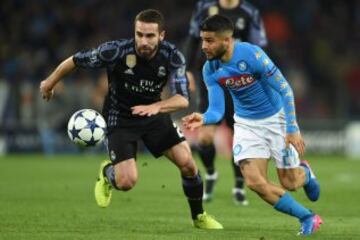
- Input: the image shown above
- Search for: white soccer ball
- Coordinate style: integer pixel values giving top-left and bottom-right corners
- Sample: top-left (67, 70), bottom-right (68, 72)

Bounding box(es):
top-left (67, 109), bottom-right (107, 147)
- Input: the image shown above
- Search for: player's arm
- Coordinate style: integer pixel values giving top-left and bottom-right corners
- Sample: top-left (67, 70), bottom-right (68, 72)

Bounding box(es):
top-left (182, 1), bottom-right (204, 91)
top-left (182, 62), bottom-right (225, 130)
top-left (40, 57), bottom-right (76, 101)
top-left (131, 50), bottom-right (189, 116)
top-left (251, 45), bottom-right (305, 154)
top-left (40, 41), bottom-right (122, 101)
top-left (182, 36), bottom-right (199, 92)
top-left (183, 0), bottom-right (203, 72)
top-left (248, 8), bottom-right (268, 47)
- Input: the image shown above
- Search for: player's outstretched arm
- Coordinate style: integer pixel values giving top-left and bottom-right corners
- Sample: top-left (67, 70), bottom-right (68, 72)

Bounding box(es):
top-left (249, 45), bottom-right (305, 155)
top-left (182, 112), bottom-right (204, 131)
top-left (40, 56), bottom-right (76, 101)
top-left (131, 94), bottom-right (189, 117)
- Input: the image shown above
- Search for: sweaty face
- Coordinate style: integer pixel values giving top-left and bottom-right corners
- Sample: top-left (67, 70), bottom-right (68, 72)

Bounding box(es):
top-left (200, 31), bottom-right (227, 60)
top-left (135, 21), bottom-right (164, 60)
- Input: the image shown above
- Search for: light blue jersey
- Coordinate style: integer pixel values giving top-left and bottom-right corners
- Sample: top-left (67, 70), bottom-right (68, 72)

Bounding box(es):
top-left (202, 42), bottom-right (298, 133)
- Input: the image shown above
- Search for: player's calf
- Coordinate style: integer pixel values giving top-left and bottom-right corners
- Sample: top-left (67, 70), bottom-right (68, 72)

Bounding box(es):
top-left (278, 168), bottom-right (306, 191)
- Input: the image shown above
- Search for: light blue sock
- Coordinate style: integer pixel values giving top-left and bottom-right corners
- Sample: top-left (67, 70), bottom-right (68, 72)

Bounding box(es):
top-left (301, 166), bottom-right (311, 185)
top-left (274, 192), bottom-right (312, 221)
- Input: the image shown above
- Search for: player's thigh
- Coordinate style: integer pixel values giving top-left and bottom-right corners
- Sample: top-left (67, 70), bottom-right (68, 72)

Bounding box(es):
top-left (142, 114), bottom-right (185, 158)
top-left (270, 137), bottom-right (301, 175)
top-left (239, 158), bottom-right (269, 187)
top-left (197, 125), bottom-right (217, 145)
top-left (266, 111), bottom-right (300, 169)
top-left (276, 146), bottom-right (304, 189)
top-left (107, 128), bottom-right (140, 184)
top-left (107, 127), bottom-right (139, 164)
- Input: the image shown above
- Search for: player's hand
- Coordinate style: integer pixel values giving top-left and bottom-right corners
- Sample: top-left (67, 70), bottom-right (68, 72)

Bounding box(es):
top-left (39, 80), bottom-right (54, 102)
top-left (182, 112), bottom-right (204, 131)
top-left (131, 104), bottom-right (161, 117)
top-left (286, 132), bottom-right (305, 156)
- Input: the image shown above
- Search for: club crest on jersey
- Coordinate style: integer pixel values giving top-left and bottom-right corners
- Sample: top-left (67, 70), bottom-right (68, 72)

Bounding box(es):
top-left (219, 74), bottom-right (255, 90)
top-left (238, 61), bottom-right (248, 71)
top-left (158, 66), bottom-right (166, 77)
top-left (208, 6), bottom-right (219, 16)
top-left (126, 54), bottom-right (136, 68)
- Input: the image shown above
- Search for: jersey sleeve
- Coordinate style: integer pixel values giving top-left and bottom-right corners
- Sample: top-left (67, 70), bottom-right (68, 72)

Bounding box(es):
top-left (72, 41), bottom-right (123, 68)
top-left (248, 9), bottom-right (268, 47)
top-left (168, 49), bottom-right (189, 99)
top-left (250, 45), bottom-right (299, 133)
top-left (182, 1), bottom-right (204, 71)
top-left (202, 62), bottom-right (225, 124)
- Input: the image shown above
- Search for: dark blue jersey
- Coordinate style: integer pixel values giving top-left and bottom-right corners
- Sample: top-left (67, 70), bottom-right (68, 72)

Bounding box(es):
top-left (184, 0), bottom-right (267, 70)
top-left (73, 39), bottom-right (189, 127)
top-left (189, 0), bottom-right (267, 44)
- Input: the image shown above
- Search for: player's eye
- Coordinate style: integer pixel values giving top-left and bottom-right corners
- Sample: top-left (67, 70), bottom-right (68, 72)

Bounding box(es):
top-left (145, 33), bottom-right (156, 38)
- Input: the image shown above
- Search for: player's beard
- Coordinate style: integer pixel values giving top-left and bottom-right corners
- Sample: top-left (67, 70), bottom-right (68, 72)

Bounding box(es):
top-left (135, 44), bottom-right (158, 60)
top-left (204, 45), bottom-right (227, 60)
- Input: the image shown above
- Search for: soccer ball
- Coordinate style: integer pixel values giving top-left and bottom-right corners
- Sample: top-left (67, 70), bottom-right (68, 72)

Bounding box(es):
top-left (67, 109), bottom-right (107, 147)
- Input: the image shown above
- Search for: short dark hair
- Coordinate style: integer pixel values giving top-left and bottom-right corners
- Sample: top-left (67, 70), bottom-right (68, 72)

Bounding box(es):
top-left (200, 14), bottom-right (234, 35)
top-left (135, 9), bottom-right (165, 32)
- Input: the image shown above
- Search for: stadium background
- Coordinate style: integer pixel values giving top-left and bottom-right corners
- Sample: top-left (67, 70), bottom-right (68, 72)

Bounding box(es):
top-left (1, 1), bottom-right (360, 239)
top-left (1, 0), bottom-right (360, 156)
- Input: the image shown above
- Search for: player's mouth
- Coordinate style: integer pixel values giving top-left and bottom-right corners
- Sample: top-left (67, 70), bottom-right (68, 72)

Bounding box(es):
top-left (138, 46), bottom-right (152, 52)
top-left (203, 51), bottom-right (213, 59)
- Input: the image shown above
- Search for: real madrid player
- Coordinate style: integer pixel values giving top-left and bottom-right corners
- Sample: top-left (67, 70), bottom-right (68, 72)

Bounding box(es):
top-left (39, 9), bottom-right (223, 229)
top-left (183, 0), bottom-right (267, 204)
top-left (182, 15), bottom-right (322, 235)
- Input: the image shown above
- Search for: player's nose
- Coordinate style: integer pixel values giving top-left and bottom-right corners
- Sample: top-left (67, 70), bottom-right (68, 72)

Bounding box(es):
top-left (139, 37), bottom-right (148, 46)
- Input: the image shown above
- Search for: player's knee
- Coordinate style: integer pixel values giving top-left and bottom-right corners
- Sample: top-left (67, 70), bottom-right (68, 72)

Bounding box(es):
top-left (180, 159), bottom-right (197, 176)
top-left (246, 179), bottom-right (268, 194)
top-left (177, 152), bottom-right (197, 176)
top-left (198, 136), bottom-right (213, 146)
top-left (280, 178), bottom-right (298, 191)
top-left (115, 176), bottom-right (137, 191)
top-left (197, 131), bottom-right (215, 145)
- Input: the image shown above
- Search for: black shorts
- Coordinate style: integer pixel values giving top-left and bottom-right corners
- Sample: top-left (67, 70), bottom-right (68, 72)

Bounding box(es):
top-left (199, 78), bottom-right (234, 129)
top-left (107, 114), bottom-right (185, 164)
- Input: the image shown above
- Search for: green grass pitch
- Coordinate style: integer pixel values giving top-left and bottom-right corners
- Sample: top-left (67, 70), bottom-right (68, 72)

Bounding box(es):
top-left (1, 154), bottom-right (360, 239)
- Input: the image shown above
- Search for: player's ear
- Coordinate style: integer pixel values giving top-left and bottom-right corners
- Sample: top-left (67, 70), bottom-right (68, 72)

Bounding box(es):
top-left (224, 35), bottom-right (232, 45)
top-left (159, 30), bottom-right (165, 41)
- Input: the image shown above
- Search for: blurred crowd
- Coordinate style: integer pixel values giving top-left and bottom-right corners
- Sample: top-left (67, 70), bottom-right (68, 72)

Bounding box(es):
top-left (0, 0), bottom-right (359, 153)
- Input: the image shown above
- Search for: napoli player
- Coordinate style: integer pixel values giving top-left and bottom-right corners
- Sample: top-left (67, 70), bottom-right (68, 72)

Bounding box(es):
top-left (183, 0), bottom-right (267, 204)
top-left (182, 15), bottom-right (322, 236)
